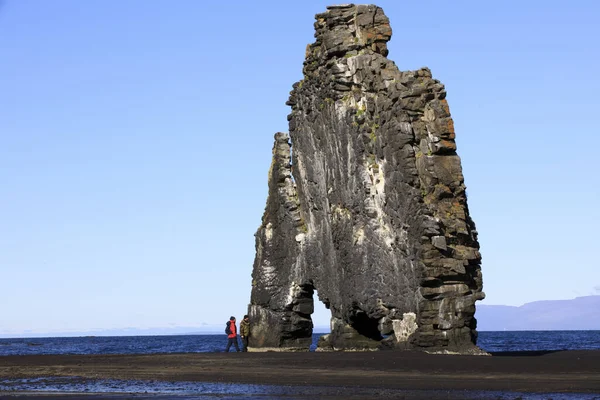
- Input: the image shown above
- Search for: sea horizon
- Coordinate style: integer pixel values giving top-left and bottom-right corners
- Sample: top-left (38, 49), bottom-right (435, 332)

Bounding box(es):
top-left (4, 328), bottom-right (600, 341)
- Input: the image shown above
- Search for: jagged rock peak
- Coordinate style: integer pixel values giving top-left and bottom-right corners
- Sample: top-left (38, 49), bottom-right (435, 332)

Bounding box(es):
top-left (248, 4), bottom-right (485, 354)
top-left (309, 4), bottom-right (392, 60)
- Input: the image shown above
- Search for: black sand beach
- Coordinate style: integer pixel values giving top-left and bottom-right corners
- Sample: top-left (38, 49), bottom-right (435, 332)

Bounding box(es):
top-left (1, 350), bottom-right (600, 398)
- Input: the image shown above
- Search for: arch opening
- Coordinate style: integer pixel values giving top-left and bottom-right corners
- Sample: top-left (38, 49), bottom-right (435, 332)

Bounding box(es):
top-left (312, 290), bottom-right (331, 333)
top-left (308, 289), bottom-right (331, 351)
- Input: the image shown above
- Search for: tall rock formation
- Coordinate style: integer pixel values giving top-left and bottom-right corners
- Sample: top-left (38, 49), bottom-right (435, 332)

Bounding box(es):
top-left (249, 4), bottom-right (484, 353)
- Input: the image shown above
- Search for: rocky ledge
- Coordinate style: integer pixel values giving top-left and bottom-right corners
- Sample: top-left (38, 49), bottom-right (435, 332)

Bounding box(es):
top-left (248, 4), bottom-right (484, 353)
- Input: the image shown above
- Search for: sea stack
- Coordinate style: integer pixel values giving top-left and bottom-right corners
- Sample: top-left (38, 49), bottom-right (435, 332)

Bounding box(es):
top-left (248, 4), bottom-right (484, 353)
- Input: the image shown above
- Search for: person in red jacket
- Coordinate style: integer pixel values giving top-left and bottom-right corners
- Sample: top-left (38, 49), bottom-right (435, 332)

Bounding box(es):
top-left (225, 316), bottom-right (240, 352)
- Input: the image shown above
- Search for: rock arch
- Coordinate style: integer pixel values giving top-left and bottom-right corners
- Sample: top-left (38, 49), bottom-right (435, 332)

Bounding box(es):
top-left (248, 4), bottom-right (484, 353)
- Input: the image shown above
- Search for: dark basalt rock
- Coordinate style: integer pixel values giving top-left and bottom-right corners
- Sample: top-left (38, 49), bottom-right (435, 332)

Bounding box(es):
top-left (248, 4), bottom-right (485, 354)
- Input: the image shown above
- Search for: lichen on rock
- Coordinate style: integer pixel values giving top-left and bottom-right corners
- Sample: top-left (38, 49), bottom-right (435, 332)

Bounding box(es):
top-left (248, 4), bottom-right (485, 353)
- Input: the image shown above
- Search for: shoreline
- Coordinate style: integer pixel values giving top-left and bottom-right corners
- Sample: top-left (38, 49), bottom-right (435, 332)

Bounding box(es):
top-left (1, 350), bottom-right (599, 397)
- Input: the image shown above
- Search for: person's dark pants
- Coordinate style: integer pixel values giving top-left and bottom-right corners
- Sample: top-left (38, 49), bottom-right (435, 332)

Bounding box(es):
top-left (225, 336), bottom-right (240, 352)
top-left (241, 336), bottom-right (249, 352)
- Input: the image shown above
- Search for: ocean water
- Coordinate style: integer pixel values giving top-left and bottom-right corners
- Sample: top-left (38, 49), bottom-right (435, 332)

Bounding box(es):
top-left (478, 330), bottom-right (600, 352)
top-left (1, 330), bottom-right (600, 356)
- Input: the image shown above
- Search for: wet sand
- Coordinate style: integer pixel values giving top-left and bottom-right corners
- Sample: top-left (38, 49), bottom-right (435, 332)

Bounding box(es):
top-left (1, 350), bottom-right (599, 398)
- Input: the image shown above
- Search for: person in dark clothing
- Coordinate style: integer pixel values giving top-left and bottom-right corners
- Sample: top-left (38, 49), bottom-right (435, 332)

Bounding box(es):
top-left (240, 315), bottom-right (250, 352)
top-left (225, 316), bottom-right (240, 352)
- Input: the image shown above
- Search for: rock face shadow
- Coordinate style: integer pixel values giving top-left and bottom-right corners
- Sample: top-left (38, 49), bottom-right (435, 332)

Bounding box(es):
top-left (248, 4), bottom-right (484, 354)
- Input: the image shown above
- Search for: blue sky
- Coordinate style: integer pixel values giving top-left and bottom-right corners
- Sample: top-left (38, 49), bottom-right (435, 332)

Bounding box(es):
top-left (1, 0), bottom-right (599, 336)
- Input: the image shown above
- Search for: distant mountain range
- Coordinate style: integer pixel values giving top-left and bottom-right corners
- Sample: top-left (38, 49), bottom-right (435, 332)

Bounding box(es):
top-left (476, 295), bottom-right (600, 331)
